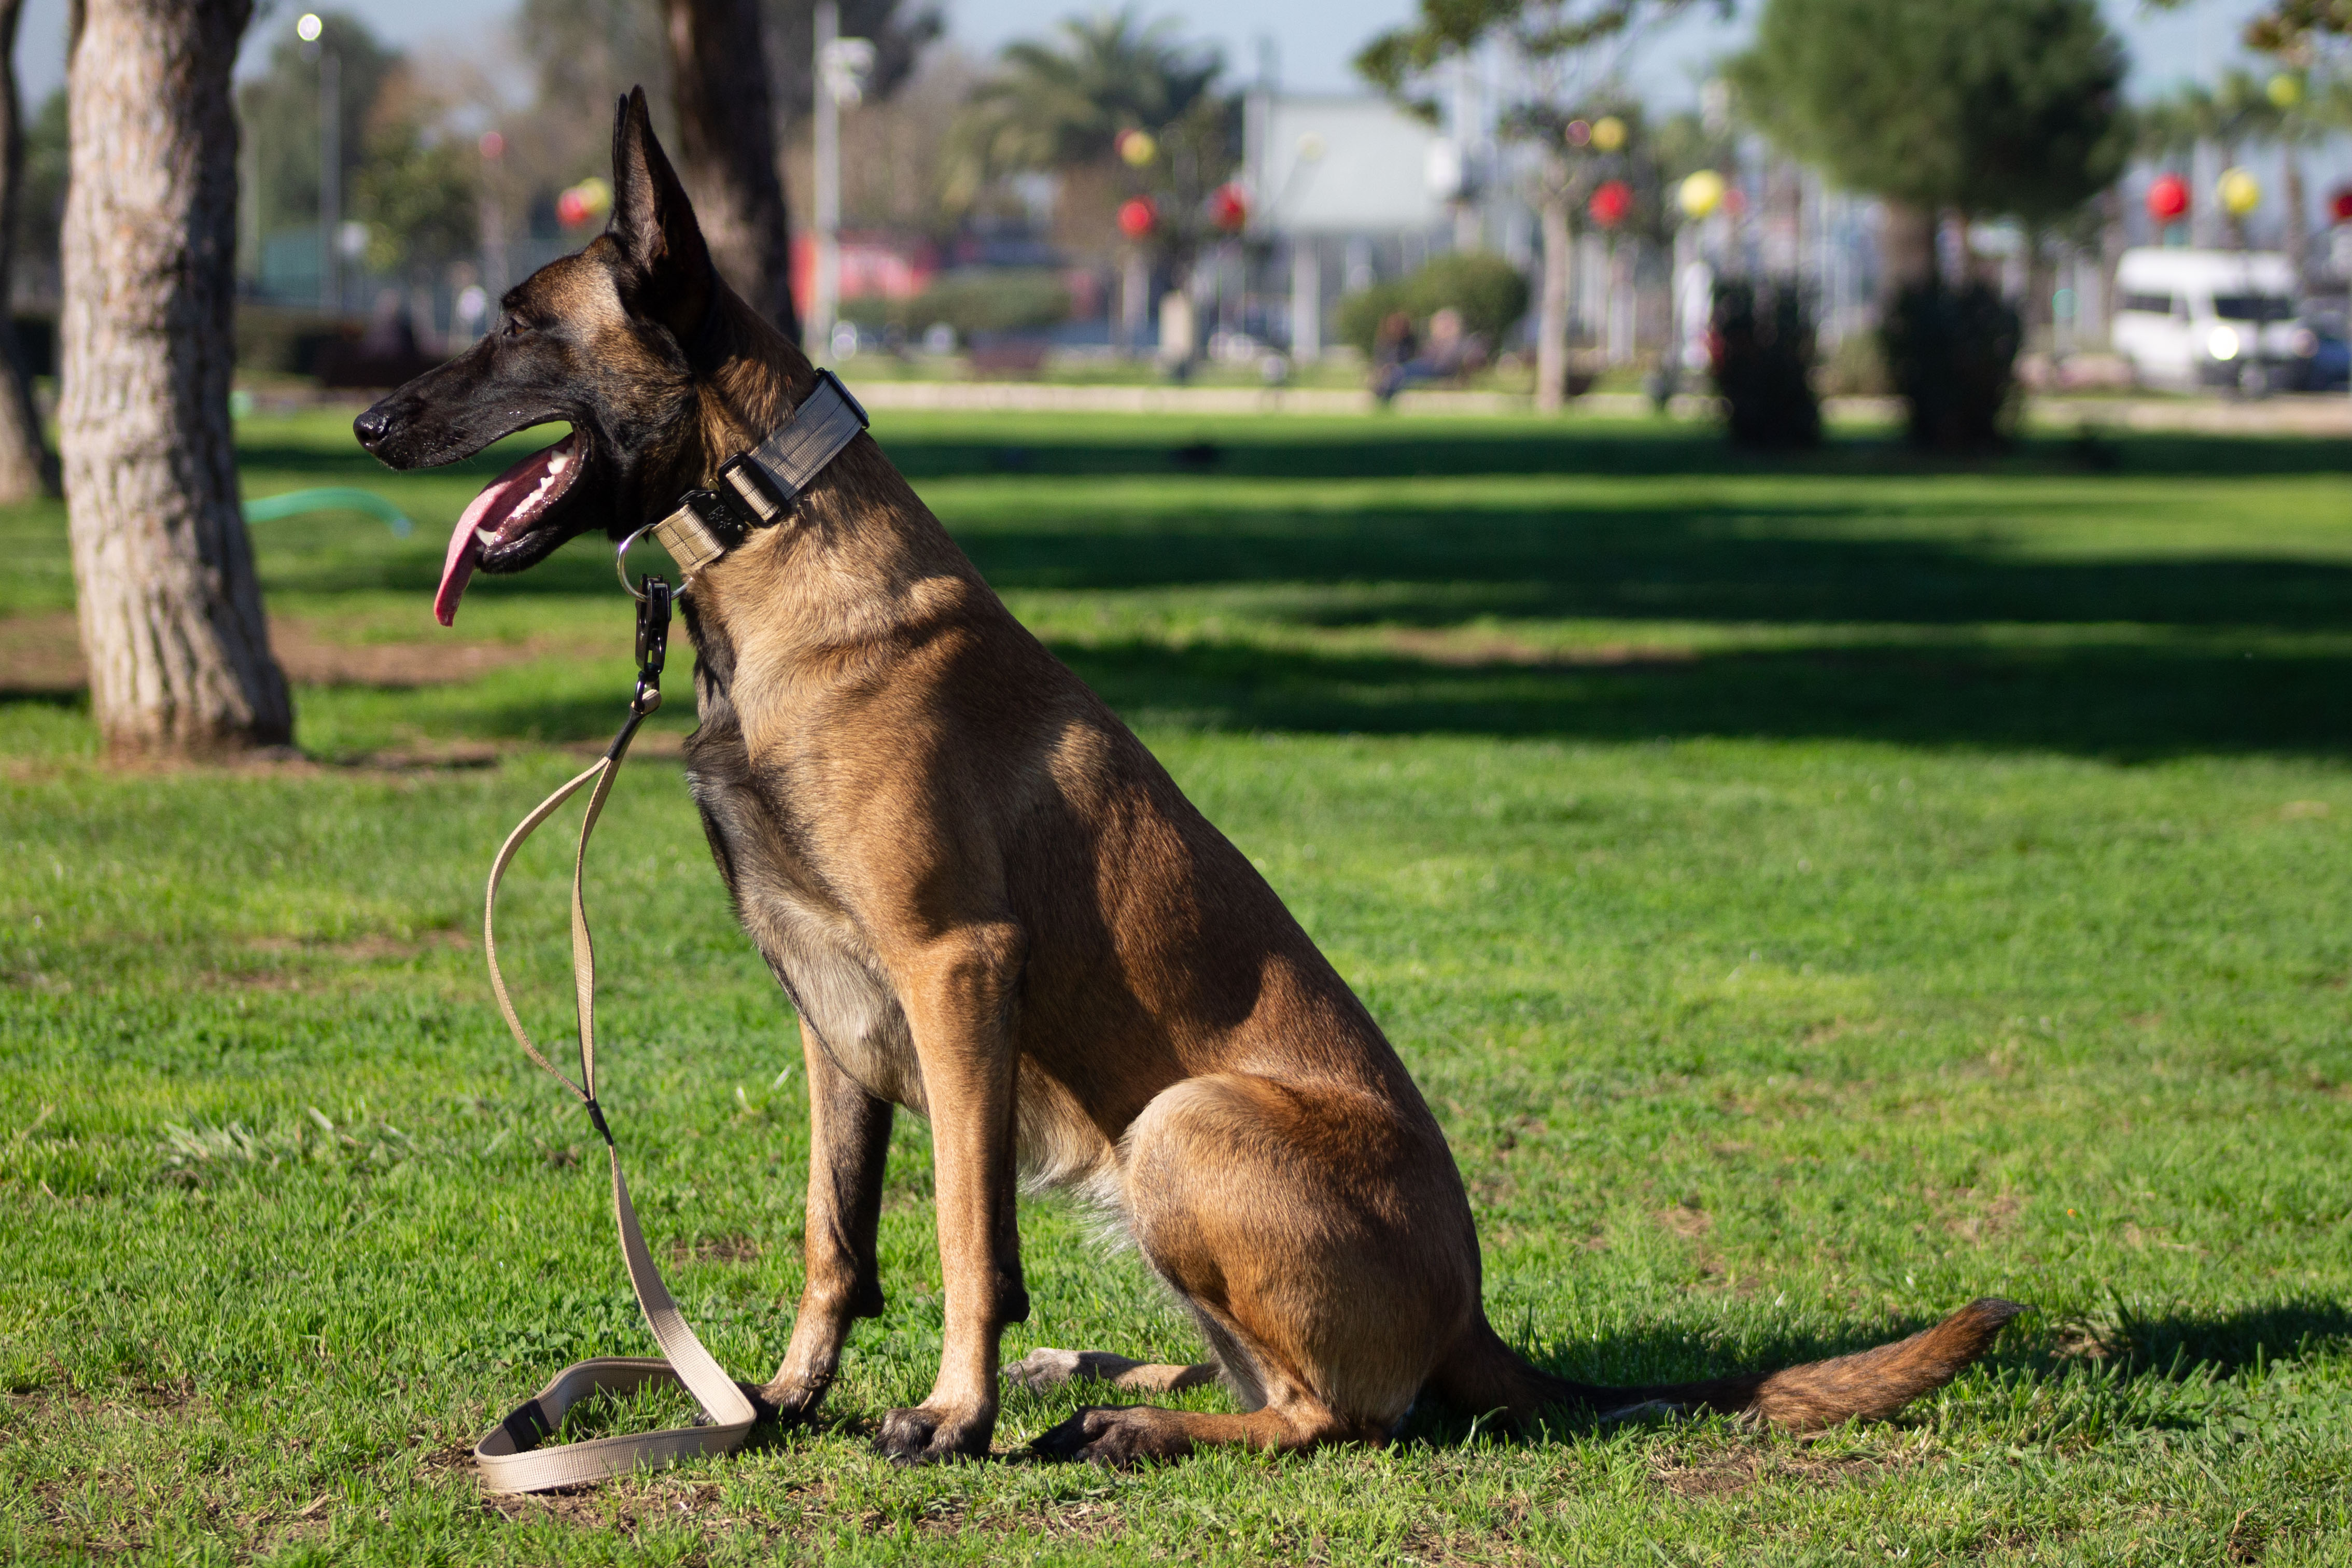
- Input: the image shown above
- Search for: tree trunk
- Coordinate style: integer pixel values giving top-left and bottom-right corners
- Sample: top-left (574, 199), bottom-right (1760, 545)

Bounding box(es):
top-left (1880, 200), bottom-right (1939, 299)
top-left (1535, 193), bottom-right (1570, 414)
top-left (61, 0), bottom-right (290, 760)
top-left (664, 0), bottom-right (800, 342)
top-left (0, 0), bottom-right (53, 500)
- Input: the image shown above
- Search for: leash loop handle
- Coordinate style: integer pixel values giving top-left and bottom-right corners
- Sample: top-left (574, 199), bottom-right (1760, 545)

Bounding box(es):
top-left (475, 587), bottom-right (756, 1494)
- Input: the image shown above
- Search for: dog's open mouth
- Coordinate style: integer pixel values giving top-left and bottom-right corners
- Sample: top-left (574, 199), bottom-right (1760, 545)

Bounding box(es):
top-left (435, 432), bottom-right (587, 626)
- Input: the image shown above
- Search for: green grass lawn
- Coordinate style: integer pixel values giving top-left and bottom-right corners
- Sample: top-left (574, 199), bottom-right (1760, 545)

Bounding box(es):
top-left (4, 409), bottom-right (2350, 1564)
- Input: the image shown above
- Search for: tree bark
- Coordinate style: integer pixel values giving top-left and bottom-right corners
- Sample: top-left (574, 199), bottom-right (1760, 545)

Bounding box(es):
top-left (1879, 200), bottom-right (1938, 298)
top-left (664, 0), bottom-right (801, 342)
top-left (0, 0), bottom-right (53, 500)
top-left (1535, 192), bottom-right (1570, 414)
top-left (61, 0), bottom-right (290, 759)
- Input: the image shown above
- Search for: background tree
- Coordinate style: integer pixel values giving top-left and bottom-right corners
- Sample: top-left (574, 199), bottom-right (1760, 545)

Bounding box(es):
top-left (512, 0), bottom-right (938, 342)
top-left (1732, 0), bottom-right (2129, 290)
top-left (352, 68), bottom-right (486, 340)
top-left (764, 0), bottom-right (940, 129)
top-left (947, 10), bottom-right (1232, 272)
top-left (1358, 0), bottom-right (1715, 414)
top-left (0, 0), bottom-right (53, 501)
top-left (663, 0), bottom-right (797, 339)
top-left (1735, 0), bottom-right (2124, 447)
top-left (235, 12), bottom-right (399, 257)
top-left (63, 0), bottom-right (290, 758)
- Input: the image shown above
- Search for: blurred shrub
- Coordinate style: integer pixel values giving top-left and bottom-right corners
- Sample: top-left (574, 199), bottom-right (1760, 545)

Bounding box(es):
top-left (1337, 254), bottom-right (1532, 356)
top-left (1710, 278), bottom-right (1821, 449)
top-left (843, 268), bottom-right (1072, 340)
top-left (1881, 280), bottom-right (2020, 449)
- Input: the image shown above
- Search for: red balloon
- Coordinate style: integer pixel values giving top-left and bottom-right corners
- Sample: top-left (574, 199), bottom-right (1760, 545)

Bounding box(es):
top-left (1117, 196), bottom-right (1156, 239)
top-left (2147, 173), bottom-right (2190, 224)
top-left (1588, 179), bottom-right (1632, 229)
top-left (2331, 186), bottom-right (2352, 225)
top-left (1209, 183), bottom-right (1250, 232)
top-left (556, 188), bottom-right (592, 229)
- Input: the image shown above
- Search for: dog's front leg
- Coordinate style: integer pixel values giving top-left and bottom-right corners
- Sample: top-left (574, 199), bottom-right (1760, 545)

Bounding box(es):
top-left (873, 922), bottom-right (1028, 1463)
top-left (761, 1016), bottom-right (892, 1423)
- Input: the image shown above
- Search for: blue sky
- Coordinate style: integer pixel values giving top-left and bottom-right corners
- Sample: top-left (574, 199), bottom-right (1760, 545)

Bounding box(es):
top-left (10, 0), bottom-right (2283, 107)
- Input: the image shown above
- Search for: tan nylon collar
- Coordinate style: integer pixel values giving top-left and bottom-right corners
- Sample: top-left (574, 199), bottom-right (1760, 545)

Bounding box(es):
top-left (648, 368), bottom-right (869, 582)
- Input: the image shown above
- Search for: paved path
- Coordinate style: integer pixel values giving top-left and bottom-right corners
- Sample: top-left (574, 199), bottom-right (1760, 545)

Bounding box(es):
top-left (843, 376), bottom-right (2352, 436)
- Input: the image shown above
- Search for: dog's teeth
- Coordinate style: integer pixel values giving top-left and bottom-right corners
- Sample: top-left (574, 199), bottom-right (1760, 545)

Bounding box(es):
top-left (475, 526), bottom-right (500, 549)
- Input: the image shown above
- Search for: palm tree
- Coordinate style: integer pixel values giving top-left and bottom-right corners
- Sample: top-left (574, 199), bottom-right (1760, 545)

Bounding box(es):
top-left (946, 7), bottom-right (1234, 279)
top-left (950, 9), bottom-right (1222, 190)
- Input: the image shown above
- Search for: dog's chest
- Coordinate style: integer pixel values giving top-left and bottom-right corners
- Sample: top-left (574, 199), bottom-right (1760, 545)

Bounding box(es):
top-left (683, 697), bottom-right (927, 1114)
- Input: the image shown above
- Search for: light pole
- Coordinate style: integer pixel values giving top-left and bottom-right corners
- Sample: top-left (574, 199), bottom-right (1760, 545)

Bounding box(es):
top-left (298, 12), bottom-right (339, 314)
top-left (811, 1), bottom-right (873, 361)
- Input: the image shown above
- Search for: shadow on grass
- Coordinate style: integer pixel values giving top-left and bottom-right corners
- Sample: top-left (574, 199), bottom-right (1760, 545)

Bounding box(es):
top-left (47, 421), bottom-right (2339, 758)
top-left (866, 427), bottom-right (2352, 485)
top-left (1054, 635), bottom-right (2351, 758)
top-left (1387, 1296), bottom-right (2352, 1450)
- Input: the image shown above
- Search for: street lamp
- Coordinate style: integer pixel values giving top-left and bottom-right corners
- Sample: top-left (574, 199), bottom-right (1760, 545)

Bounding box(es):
top-left (298, 13), bottom-right (339, 314)
top-left (811, 0), bottom-right (874, 360)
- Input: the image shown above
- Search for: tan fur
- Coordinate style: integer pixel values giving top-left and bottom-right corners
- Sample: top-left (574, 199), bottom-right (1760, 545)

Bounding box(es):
top-left (391, 102), bottom-right (2024, 1465)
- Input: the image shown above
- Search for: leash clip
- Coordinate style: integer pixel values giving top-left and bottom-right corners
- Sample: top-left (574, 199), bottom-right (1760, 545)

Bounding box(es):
top-left (632, 577), bottom-right (671, 716)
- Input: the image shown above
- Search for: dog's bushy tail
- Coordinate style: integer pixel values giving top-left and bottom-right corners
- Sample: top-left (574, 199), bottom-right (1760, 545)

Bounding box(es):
top-left (1438, 1298), bottom-right (2023, 1432)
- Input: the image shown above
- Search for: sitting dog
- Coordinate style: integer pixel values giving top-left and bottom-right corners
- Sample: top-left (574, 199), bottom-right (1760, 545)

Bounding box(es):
top-left (354, 91), bottom-right (2018, 1465)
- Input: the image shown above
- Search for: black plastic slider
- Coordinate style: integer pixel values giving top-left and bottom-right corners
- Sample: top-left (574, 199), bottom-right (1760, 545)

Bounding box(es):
top-left (583, 1097), bottom-right (614, 1147)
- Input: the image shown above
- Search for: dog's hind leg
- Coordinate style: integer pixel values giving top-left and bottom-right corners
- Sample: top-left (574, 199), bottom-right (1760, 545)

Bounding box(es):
top-left (761, 1017), bottom-right (893, 1422)
top-left (1030, 1072), bottom-right (1477, 1464)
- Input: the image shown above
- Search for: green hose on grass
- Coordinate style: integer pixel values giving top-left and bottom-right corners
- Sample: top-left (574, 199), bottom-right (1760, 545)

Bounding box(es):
top-left (242, 487), bottom-right (415, 538)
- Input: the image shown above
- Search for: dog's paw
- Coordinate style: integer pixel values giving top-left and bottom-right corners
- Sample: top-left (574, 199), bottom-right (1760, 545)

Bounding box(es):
top-left (1003, 1348), bottom-right (1143, 1392)
top-left (750, 1376), bottom-right (831, 1427)
top-left (1030, 1406), bottom-right (1193, 1467)
top-left (872, 1404), bottom-right (992, 1464)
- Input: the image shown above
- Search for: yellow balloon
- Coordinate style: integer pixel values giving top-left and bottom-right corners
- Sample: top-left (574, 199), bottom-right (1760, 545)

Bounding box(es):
top-left (1590, 115), bottom-right (1627, 152)
top-left (1118, 129), bottom-right (1157, 167)
top-left (1677, 170), bottom-right (1725, 219)
top-left (2267, 72), bottom-right (2302, 108)
top-left (576, 176), bottom-right (613, 217)
top-left (2218, 166), bottom-right (2262, 217)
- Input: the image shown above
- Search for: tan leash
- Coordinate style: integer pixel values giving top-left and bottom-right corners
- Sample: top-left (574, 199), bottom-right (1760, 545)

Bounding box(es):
top-left (472, 578), bottom-right (760, 1493)
top-left (467, 373), bottom-right (869, 1493)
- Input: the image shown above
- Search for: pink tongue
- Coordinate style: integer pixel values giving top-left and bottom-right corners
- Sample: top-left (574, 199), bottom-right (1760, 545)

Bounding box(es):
top-left (433, 440), bottom-right (568, 627)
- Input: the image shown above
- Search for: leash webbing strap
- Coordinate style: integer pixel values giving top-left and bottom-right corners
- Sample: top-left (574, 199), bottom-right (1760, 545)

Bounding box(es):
top-left (650, 369), bottom-right (869, 580)
top-left (473, 584), bottom-right (758, 1494)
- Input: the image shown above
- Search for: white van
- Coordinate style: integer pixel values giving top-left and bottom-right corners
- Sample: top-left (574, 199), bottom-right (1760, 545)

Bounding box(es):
top-left (2110, 248), bottom-right (2316, 394)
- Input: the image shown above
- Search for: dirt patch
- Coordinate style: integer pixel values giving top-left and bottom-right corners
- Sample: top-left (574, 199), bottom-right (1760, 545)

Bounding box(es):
top-left (1658, 1201), bottom-right (1713, 1241)
top-left (1650, 1440), bottom-right (1912, 1500)
top-left (1381, 628), bottom-right (1699, 670)
top-left (1937, 1189), bottom-right (2022, 1247)
top-left (668, 1234), bottom-right (762, 1265)
top-left (243, 930), bottom-right (473, 962)
top-left (0, 611), bottom-right (613, 695)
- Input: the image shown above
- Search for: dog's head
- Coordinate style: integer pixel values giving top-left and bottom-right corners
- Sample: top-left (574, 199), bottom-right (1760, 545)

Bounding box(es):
top-left (354, 88), bottom-right (727, 625)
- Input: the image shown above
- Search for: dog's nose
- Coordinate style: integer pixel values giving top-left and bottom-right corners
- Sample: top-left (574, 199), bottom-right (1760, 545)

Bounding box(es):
top-left (352, 405), bottom-right (391, 451)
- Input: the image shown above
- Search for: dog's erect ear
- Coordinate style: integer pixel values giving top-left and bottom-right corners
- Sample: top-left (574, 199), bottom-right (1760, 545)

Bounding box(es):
top-left (610, 87), bottom-right (713, 341)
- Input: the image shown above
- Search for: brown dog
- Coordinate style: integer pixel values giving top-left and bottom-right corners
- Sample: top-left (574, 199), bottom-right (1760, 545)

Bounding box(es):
top-left (356, 92), bottom-right (2019, 1465)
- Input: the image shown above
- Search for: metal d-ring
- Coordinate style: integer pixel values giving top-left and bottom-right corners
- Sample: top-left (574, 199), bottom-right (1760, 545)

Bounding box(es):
top-left (615, 521), bottom-right (664, 601)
